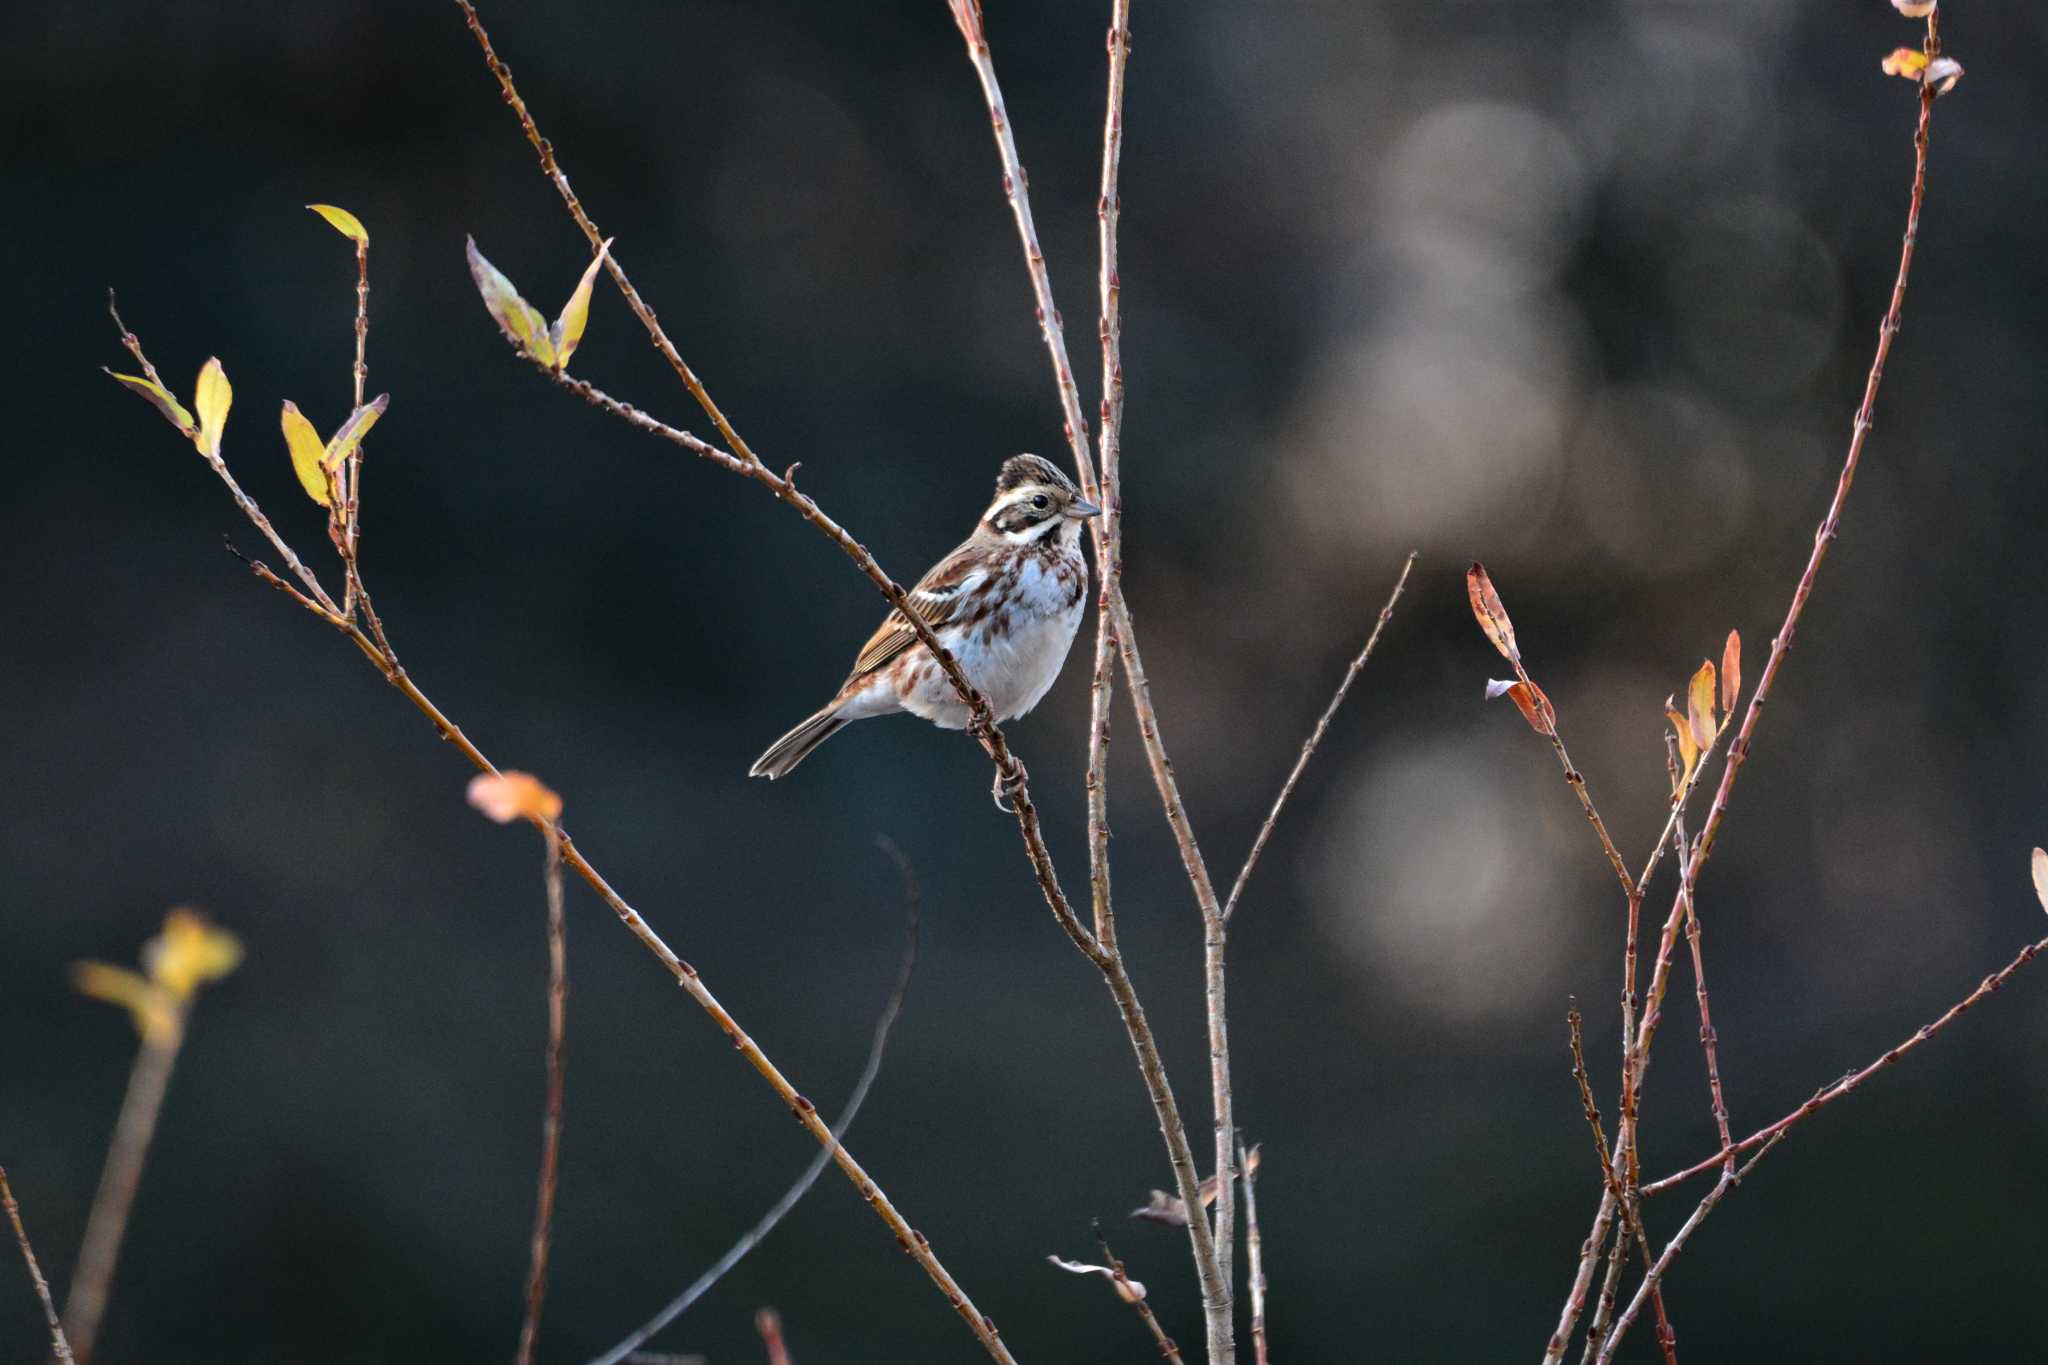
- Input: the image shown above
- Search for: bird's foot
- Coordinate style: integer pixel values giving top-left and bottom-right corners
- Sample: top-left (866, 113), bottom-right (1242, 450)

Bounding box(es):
top-left (992, 759), bottom-right (1029, 815)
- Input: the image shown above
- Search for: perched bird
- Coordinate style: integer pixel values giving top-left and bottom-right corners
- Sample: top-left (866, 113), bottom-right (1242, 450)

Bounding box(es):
top-left (751, 453), bottom-right (1100, 784)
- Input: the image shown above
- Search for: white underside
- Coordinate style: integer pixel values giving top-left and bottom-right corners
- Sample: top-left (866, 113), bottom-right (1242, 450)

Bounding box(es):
top-left (837, 555), bottom-right (1085, 729)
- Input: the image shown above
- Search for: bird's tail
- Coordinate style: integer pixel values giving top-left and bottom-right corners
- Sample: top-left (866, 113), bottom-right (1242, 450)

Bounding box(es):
top-left (749, 704), bottom-right (851, 779)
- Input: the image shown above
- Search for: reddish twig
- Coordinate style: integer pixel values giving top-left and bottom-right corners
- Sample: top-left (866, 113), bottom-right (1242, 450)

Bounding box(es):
top-left (1224, 552), bottom-right (1415, 923)
top-left (1645, 931), bottom-right (2048, 1199)
top-left (1088, 1226), bottom-right (1185, 1363)
top-left (514, 828), bottom-right (569, 1365)
top-left (754, 1308), bottom-right (793, 1365)
top-left (0, 1168), bottom-right (75, 1365)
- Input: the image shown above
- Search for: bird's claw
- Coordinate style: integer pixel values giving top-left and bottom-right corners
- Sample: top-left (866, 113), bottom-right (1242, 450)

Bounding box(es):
top-left (991, 760), bottom-right (1029, 814)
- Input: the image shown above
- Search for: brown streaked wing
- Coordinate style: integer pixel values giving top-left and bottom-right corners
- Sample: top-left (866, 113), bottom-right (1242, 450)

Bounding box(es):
top-left (846, 541), bottom-right (992, 681)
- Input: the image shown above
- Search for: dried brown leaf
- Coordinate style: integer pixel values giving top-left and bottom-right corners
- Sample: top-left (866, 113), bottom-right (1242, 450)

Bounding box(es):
top-left (1466, 562), bottom-right (1519, 663)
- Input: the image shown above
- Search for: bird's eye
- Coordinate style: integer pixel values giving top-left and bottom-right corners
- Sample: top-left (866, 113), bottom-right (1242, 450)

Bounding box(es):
top-left (1031, 494), bottom-right (1050, 509)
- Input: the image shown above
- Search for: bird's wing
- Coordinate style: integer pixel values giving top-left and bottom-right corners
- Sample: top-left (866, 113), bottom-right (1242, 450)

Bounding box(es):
top-left (847, 544), bottom-right (989, 681)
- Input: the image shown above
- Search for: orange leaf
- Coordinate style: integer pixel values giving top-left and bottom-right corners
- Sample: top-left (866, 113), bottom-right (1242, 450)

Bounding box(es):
top-left (1720, 630), bottom-right (1741, 716)
top-left (1487, 678), bottom-right (1554, 734)
top-left (1466, 562), bottom-right (1519, 663)
top-left (1687, 661), bottom-right (1717, 751)
top-left (1882, 47), bottom-right (1929, 79)
top-left (466, 771), bottom-right (563, 824)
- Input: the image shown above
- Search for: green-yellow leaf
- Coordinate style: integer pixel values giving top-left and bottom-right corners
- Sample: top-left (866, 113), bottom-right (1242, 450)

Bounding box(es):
top-left (307, 203), bottom-right (368, 245)
top-left (466, 235), bottom-right (556, 368)
top-left (1666, 697), bottom-right (1699, 790)
top-left (322, 393), bottom-right (389, 472)
top-left (193, 358), bottom-right (232, 457)
top-left (550, 237), bottom-right (613, 371)
top-left (105, 369), bottom-right (197, 436)
top-left (280, 401), bottom-right (330, 506)
top-left (1686, 659), bottom-right (1717, 752)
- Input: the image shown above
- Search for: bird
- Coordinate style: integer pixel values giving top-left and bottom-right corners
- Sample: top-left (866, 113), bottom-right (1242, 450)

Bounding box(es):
top-left (750, 453), bottom-right (1100, 786)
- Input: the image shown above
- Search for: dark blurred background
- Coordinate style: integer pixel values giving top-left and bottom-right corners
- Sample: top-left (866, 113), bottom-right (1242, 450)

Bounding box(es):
top-left (6, 2), bottom-right (2047, 1361)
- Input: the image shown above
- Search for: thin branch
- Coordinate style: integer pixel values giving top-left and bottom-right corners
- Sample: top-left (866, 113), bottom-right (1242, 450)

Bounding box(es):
top-left (755, 1308), bottom-right (793, 1365)
top-left (588, 841), bottom-right (923, 1365)
top-left (1239, 1145), bottom-right (1268, 1365)
top-left (1224, 551), bottom-right (1416, 923)
top-left (1566, 1011), bottom-right (1675, 1365)
top-left (1543, 20), bottom-right (1947, 1358)
top-left (1676, 819), bottom-right (1736, 1172)
top-left (1644, 931), bottom-right (2048, 1199)
top-left (1090, 1226), bottom-right (1185, 1364)
top-left (63, 1010), bottom-right (186, 1365)
top-left (1084, 0), bottom-right (1132, 953)
top-left (0, 1168), bottom-right (75, 1365)
top-left (514, 828), bottom-right (569, 1365)
top-left (1593, 1135), bottom-right (1783, 1365)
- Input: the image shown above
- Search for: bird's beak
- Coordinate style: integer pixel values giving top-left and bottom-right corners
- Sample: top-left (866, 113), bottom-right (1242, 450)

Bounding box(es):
top-left (1066, 498), bottom-right (1103, 519)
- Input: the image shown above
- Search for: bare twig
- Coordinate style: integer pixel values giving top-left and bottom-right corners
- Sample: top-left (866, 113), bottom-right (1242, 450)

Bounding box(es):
top-left (1239, 1146), bottom-right (1268, 1365)
top-left (1676, 821), bottom-right (1736, 1173)
top-left (755, 1308), bottom-right (793, 1365)
top-left (1224, 551), bottom-right (1416, 923)
top-left (0, 1168), bottom-right (76, 1365)
top-left (588, 842), bottom-right (923, 1365)
top-left (64, 1011), bottom-right (185, 1365)
top-left (1644, 931), bottom-right (2048, 1199)
top-left (1566, 1011), bottom-right (1675, 1365)
top-left (1543, 15), bottom-right (1947, 1358)
top-left (1090, 1225), bottom-right (1185, 1363)
top-left (514, 828), bottom-right (569, 1365)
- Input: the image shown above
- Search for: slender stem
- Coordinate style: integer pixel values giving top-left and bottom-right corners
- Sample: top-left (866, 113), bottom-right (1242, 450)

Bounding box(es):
top-left (1224, 552), bottom-right (1415, 922)
top-left (1676, 821), bottom-right (1735, 1170)
top-left (1567, 1012), bottom-right (1675, 1365)
top-left (1645, 932), bottom-right (2048, 1198)
top-left (0, 1168), bottom-right (76, 1365)
top-left (1239, 1146), bottom-right (1268, 1365)
top-left (1085, 1), bottom-right (1132, 951)
top-left (514, 829), bottom-right (569, 1365)
top-left (1543, 24), bottom-right (1945, 1358)
top-left (755, 1309), bottom-right (794, 1365)
top-left (63, 1017), bottom-right (185, 1365)
top-left (1092, 1227), bottom-right (1186, 1364)
top-left (341, 236), bottom-right (371, 615)
top-left (587, 844), bottom-right (921, 1365)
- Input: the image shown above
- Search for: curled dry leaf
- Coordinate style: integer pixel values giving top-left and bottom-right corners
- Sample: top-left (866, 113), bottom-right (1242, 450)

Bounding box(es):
top-left (1466, 562), bottom-right (1519, 663)
top-left (1924, 56), bottom-right (1964, 95)
top-left (1666, 695), bottom-right (1700, 789)
top-left (1882, 47), bottom-right (1930, 79)
top-left (106, 370), bottom-right (197, 438)
top-left (2032, 847), bottom-right (2048, 916)
top-left (193, 358), bottom-right (232, 458)
top-left (466, 235), bottom-right (558, 369)
top-left (1721, 630), bottom-right (1742, 716)
top-left (1502, 680), bottom-right (1556, 734)
top-left (280, 401), bottom-right (331, 507)
top-left (306, 203), bottom-right (369, 245)
top-left (550, 238), bottom-right (613, 371)
top-left (1687, 660), bottom-right (1718, 751)
top-left (1131, 1189), bottom-right (1189, 1227)
top-left (1046, 1256), bottom-right (1146, 1303)
top-left (467, 770), bottom-right (564, 824)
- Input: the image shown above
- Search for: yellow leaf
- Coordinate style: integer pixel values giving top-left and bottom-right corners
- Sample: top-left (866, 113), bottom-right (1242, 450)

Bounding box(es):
top-left (1466, 562), bottom-right (1519, 663)
top-left (550, 238), bottom-right (613, 371)
top-left (280, 402), bottom-right (331, 506)
top-left (144, 908), bottom-right (243, 1000)
top-left (1720, 630), bottom-right (1742, 717)
top-left (193, 357), bottom-right (232, 457)
top-left (467, 771), bottom-right (564, 824)
top-left (2033, 847), bottom-right (2048, 916)
top-left (1666, 697), bottom-right (1700, 789)
top-left (322, 393), bottom-right (389, 472)
top-left (105, 369), bottom-right (198, 436)
top-left (1687, 660), bottom-right (1717, 752)
top-left (1882, 47), bottom-right (1929, 79)
top-left (73, 962), bottom-right (180, 1046)
top-left (306, 203), bottom-right (368, 245)
top-left (466, 236), bottom-right (557, 368)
